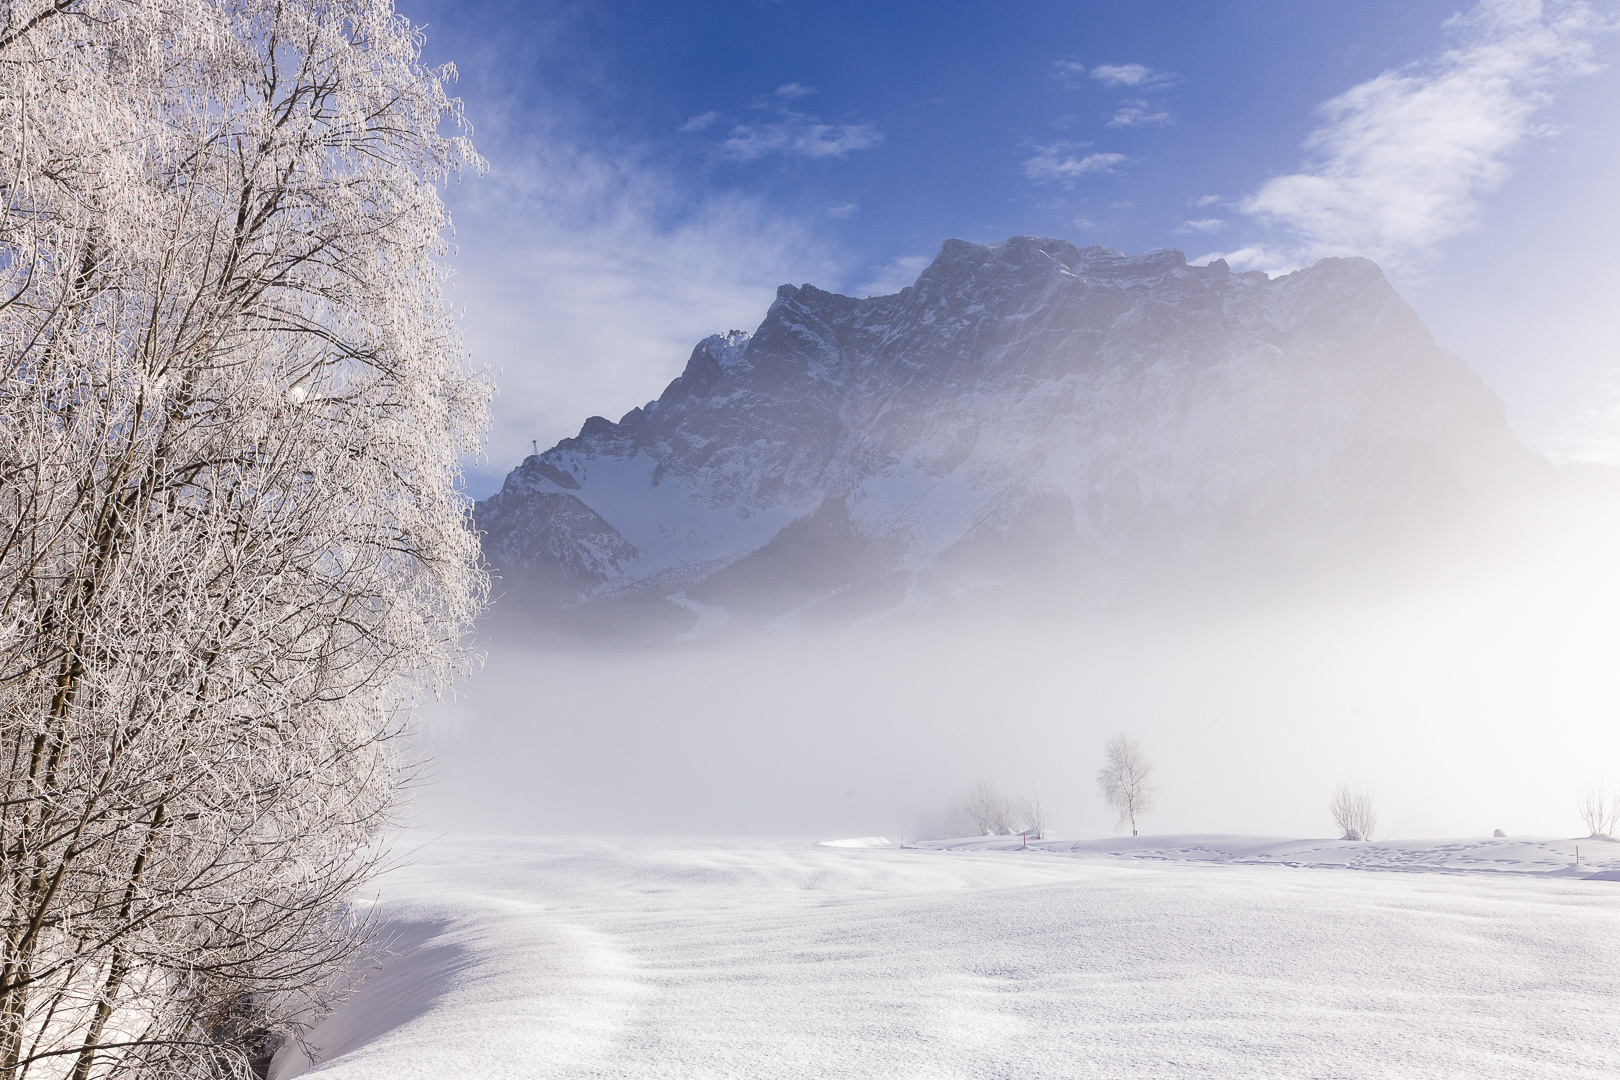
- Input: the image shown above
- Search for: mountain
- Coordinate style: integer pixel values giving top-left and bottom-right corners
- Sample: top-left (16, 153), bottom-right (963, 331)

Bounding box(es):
top-left (477, 236), bottom-right (1537, 637)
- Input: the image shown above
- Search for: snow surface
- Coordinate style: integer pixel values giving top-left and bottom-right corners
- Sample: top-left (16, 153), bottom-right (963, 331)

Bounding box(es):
top-left (274, 834), bottom-right (1620, 1079)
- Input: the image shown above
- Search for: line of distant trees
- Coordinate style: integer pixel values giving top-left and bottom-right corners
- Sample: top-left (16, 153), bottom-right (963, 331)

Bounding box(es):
top-left (938, 744), bottom-right (1620, 845)
top-left (931, 735), bottom-right (1162, 842)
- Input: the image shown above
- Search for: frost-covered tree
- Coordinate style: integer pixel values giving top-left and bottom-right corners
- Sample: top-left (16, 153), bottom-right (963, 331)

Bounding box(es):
top-left (1330, 785), bottom-right (1378, 841)
top-left (0, 1), bottom-right (487, 1076)
top-left (1097, 736), bottom-right (1154, 837)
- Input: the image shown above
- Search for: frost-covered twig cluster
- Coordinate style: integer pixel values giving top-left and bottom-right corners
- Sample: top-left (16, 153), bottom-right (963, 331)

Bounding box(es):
top-left (0, 1), bottom-right (488, 1076)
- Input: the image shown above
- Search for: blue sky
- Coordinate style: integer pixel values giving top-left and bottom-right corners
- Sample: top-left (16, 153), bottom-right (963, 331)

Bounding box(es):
top-left (399, 0), bottom-right (1620, 495)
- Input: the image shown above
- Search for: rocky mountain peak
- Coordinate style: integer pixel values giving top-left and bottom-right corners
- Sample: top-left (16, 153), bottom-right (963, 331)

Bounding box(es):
top-left (478, 237), bottom-right (1535, 637)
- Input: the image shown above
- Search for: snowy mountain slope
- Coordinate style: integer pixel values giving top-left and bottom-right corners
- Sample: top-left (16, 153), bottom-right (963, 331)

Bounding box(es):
top-left (478, 236), bottom-right (1537, 630)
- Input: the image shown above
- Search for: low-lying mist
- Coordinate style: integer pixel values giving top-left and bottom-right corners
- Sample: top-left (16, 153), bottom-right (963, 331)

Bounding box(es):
top-left (414, 475), bottom-right (1620, 842)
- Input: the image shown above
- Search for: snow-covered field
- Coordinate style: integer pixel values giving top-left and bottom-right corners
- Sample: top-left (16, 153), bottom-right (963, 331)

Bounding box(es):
top-left (274, 834), bottom-right (1620, 1079)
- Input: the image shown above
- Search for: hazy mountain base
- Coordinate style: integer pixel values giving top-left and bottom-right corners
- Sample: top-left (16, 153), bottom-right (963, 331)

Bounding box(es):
top-left (478, 462), bottom-right (1617, 646)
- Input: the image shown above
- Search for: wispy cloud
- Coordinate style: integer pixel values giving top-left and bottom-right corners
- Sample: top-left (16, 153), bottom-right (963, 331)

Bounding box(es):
top-left (1176, 218), bottom-right (1228, 234)
top-left (827, 202), bottom-right (859, 219)
top-left (1107, 99), bottom-right (1173, 127)
top-left (1050, 59), bottom-right (1088, 89)
top-left (1090, 63), bottom-right (1173, 88)
top-left (1209, 0), bottom-right (1608, 274)
top-left (443, 133), bottom-right (840, 494)
top-left (856, 254), bottom-right (933, 297)
top-left (1022, 143), bottom-right (1127, 183)
top-left (1193, 194), bottom-right (1224, 208)
top-left (679, 111), bottom-right (720, 133)
top-left (678, 85), bottom-right (884, 164)
top-left (722, 112), bottom-right (884, 161)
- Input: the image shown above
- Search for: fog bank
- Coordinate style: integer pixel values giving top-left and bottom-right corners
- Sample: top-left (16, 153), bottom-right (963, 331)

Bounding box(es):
top-left (414, 478), bottom-right (1620, 841)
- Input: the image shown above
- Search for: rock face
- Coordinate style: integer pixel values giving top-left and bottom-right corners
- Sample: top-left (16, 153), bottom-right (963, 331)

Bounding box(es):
top-left (478, 237), bottom-right (1536, 634)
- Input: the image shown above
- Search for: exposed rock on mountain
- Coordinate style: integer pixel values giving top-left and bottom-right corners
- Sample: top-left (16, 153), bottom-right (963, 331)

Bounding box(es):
top-left (478, 236), bottom-right (1537, 636)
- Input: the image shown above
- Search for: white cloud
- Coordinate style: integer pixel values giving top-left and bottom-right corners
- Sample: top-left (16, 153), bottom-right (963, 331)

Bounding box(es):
top-left (827, 202), bottom-right (859, 219)
top-left (722, 111), bottom-right (884, 161)
top-left (1107, 99), bottom-right (1173, 127)
top-left (774, 82), bottom-right (816, 100)
top-left (1193, 194), bottom-right (1224, 208)
top-left (1177, 218), bottom-right (1228, 234)
top-left (1090, 63), bottom-right (1172, 88)
top-left (1216, 0), bottom-right (1607, 274)
top-left (1022, 144), bottom-right (1127, 183)
top-left (856, 254), bottom-right (932, 297)
top-left (1051, 59), bottom-right (1087, 89)
top-left (678, 111), bottom-right (720, 133)
top-left (1190, 243), bottom-right (1296, 274)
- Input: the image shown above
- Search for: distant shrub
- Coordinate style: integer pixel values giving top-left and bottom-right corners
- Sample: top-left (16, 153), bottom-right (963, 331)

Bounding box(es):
top-left (1577, 785), bottom-right (1617, 838)
top-left (1330, 785), bottom-right (1377, 841)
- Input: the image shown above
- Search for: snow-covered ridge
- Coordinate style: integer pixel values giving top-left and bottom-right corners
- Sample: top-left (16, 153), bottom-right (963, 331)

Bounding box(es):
top-left (921, 832), bottom-right (1620, 877)
top-left (478, 236), bottom-right (1537, 631)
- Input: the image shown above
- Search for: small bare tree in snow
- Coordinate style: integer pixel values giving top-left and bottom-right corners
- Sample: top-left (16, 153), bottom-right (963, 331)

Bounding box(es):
top-left (1097, 736), bottom-right (1155, 837)
top-left (1017, 786), bottom-right (1049, 840)
top-left (955, 780), bottom-right (1017, 835)
top-left (1577, 785), bottom-right (1618, 838)
top-left (1330, 785), bottom-right (1378, 841)
top-left (946, 782), bottom-right (1049, 838)
top-left (0, 1), bottom-right (488, 1076)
